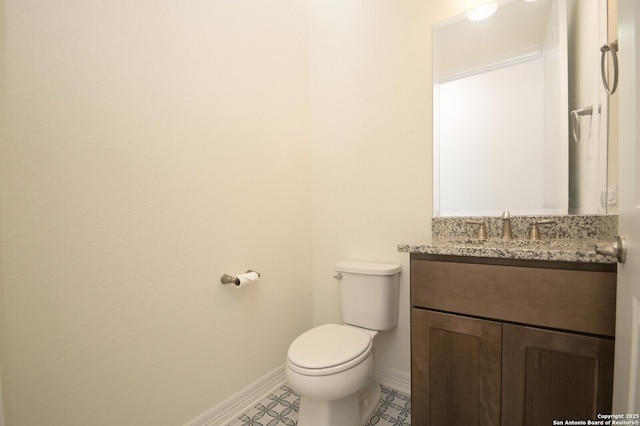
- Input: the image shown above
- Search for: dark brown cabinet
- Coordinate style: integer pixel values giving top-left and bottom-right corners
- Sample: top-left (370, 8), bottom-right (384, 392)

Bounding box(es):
top-left (410, 254), bottom-right (617, 426)
top-left (412, 309), bottom-right (502, 425)
top-left (502, 324), bottom-right (614, 426)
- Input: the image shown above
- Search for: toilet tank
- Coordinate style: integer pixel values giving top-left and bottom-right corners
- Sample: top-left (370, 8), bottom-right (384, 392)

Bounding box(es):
top-left (335, 260), bottom-right (402, 331)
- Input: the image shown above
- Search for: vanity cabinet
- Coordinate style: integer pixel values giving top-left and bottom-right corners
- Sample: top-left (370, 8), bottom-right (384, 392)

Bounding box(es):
top-left (410, 254), bottom-right (617, 426)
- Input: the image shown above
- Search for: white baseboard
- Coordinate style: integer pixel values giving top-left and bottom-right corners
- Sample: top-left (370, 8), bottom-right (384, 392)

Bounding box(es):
top-left (184, 364), bottom-right (286, 426)
top-left (184, 364), bottom-right (410, 426)
top-left (375, 367), bottom-right (411, 396)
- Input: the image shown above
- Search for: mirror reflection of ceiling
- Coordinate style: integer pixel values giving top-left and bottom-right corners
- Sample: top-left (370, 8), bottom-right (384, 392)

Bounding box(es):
top-left (434, 0), bottom-right (553, 83)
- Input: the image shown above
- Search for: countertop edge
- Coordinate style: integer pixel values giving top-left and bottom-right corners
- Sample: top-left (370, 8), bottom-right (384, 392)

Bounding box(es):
top-left (397, 241), bottom-right (616, 264)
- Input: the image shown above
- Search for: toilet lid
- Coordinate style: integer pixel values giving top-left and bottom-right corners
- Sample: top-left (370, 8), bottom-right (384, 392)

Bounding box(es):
top-left (287, 324), bottom-right (372, 370)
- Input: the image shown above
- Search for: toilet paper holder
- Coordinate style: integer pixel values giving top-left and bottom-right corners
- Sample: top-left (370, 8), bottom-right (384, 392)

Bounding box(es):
top-left (220, 270), bottom-right (261, 285)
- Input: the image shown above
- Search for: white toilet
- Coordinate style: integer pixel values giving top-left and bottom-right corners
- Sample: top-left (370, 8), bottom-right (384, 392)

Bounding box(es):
top-left (286, 260), bottom-right (401, 426)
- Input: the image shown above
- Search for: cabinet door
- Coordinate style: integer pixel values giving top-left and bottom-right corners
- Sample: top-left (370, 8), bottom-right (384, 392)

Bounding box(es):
top-left (502, 324), bottom-right (614, 426)
top-left (412, 309), bottom-right (502, 426)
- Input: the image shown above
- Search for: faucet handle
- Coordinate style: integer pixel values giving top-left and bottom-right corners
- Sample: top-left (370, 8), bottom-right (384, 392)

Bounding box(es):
top-left (528, 219), bottom-right (556, 240)
top-left (465, 220), bottom-right (487, 240)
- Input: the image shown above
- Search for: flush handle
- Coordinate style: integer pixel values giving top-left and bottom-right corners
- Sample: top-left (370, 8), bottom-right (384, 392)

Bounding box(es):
top-left (595, 235), bottom-right (627, 263)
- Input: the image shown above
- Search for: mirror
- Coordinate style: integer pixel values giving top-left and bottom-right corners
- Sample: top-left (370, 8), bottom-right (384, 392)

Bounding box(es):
top-left (433, 0), bottom-right (609, 217)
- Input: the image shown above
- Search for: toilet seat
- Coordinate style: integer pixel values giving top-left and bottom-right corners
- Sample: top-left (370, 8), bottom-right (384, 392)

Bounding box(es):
top-left (287, 324), bottom-right (373, 376)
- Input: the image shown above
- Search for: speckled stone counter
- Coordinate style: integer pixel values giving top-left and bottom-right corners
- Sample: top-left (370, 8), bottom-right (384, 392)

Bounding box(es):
top-left (399, 215), bottom-right (618, 264)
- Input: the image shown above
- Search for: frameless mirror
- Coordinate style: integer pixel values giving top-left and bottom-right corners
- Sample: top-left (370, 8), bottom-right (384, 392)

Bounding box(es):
top-left (433, 0), bottom-right (609, 217)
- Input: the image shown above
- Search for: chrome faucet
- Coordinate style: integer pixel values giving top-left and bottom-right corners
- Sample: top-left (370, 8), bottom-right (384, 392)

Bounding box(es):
top-left (501, 210), bottom-right (513, 239)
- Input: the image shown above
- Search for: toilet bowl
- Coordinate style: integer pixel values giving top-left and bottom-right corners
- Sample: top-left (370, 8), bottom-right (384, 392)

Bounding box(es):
top-left (285, 324), bottom-right (380, 426)
top-left (285, 260), bottom-right (401, 426)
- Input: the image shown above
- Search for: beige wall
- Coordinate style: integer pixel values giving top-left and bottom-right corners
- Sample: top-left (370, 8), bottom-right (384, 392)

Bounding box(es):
top-left (307, 0), bottom-right (431, 376)
top-left (0, 1), bottom-right (312, 425)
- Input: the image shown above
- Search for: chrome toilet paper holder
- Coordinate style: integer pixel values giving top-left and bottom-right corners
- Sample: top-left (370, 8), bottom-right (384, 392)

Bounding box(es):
top-left (220, 270), bottom-right (261, 285)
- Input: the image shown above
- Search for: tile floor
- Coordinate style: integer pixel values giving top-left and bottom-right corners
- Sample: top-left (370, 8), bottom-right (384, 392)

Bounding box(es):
top-left (227, 384), bottom-right (411, 426)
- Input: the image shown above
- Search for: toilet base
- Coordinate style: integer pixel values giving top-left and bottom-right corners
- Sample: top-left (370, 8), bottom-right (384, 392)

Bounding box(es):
top-left (360, 381), bottom-right (381, 422)
top-left (297, 381), bottom-right (381, 426)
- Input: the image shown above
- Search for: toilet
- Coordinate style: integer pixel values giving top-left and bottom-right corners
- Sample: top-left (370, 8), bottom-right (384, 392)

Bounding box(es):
top-left (285, 260), bottom-right (401, 426)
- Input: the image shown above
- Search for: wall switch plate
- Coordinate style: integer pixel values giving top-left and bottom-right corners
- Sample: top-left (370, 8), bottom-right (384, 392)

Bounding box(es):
top-left (607, 184), bottom-right (618, 206)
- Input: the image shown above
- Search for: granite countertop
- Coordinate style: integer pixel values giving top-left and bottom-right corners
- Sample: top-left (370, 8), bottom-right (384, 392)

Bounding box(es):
top-left (398, 238), bottom-right (616, 264)
top-left (399, 215), bottom-right (619, 264)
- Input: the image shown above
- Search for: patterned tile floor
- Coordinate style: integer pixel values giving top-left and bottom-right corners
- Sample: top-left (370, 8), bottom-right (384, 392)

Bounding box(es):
top-left (227, 384), bottom-right (411, 426)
